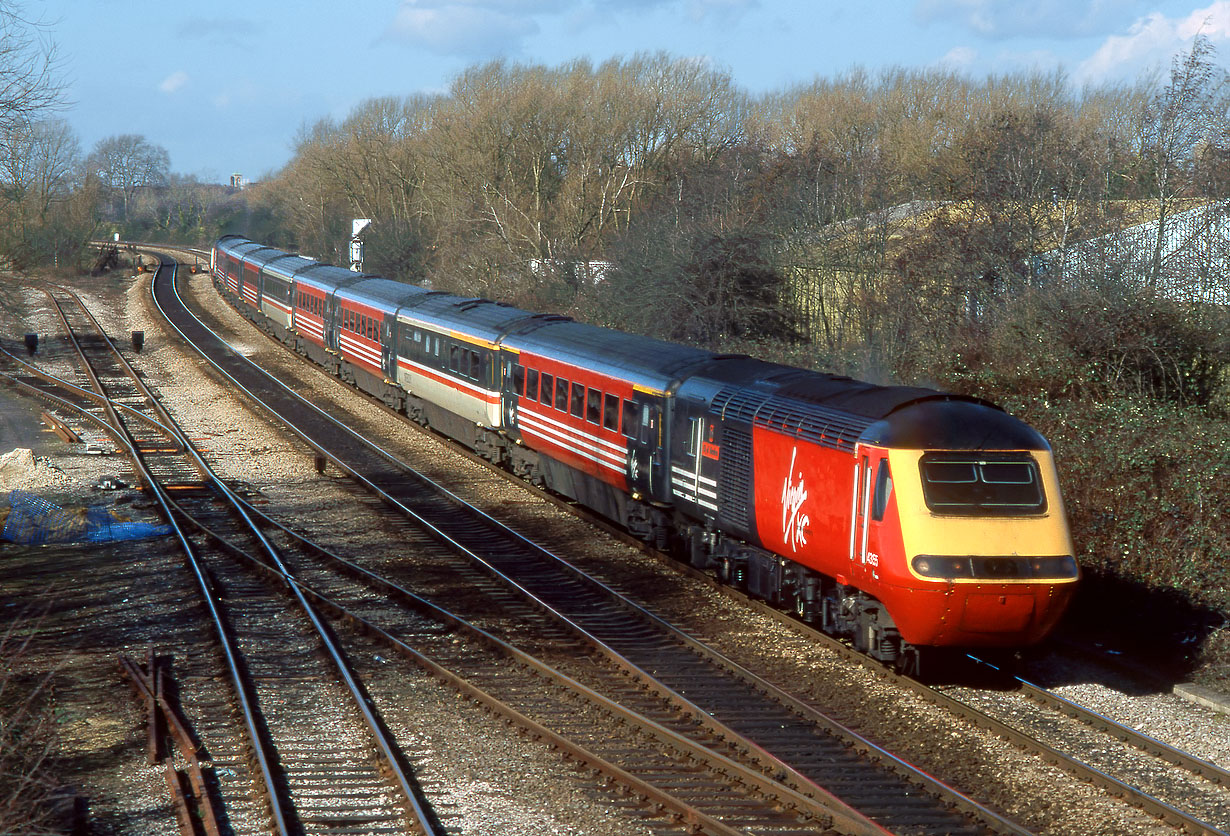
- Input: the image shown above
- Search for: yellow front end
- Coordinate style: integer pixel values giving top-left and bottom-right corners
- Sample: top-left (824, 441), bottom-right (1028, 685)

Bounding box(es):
top-left (881, 448), bottom-right (1079, 647)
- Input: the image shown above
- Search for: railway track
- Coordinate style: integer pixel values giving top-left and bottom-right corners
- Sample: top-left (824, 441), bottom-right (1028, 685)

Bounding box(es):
top-left (4, 269), bottom-right (910, 835)
top-left (4, 285), bottom-right (438, 836)
top-left (576, 504), bottom-right (1230, 836)
top-left (559, 481), bottom-right (1230, 836)
top-left (149, 251), bottom-right (1041, 835)
top-left (152, 245), bottom-right (1230, 836)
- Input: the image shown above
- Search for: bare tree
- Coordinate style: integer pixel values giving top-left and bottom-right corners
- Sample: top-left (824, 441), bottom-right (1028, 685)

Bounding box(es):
top-left (1139, 35), bottom-right (1230, 284)
top-left (1, 117), bottom-right (77, 213)
top-left (0, 116), bottom-right (82, 265)
top-left (85, 133), bottom-right (170, 220)
top-left (0, 3), bottom-right (62, 133)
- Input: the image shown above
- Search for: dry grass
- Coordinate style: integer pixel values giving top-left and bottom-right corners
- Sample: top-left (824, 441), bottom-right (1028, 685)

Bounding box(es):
top-left (0, 609), bottom-right (68, 835)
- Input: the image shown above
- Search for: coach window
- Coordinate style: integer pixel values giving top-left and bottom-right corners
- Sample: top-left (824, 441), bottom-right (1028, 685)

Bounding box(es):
top-left (586, 388), bottom-right (602, 424)
top-left (525, 368), bottom-right (539, 401)
top-left (539, 372), bottom-right (553, 406)
top-left (468, 350), bottom-right (480, 381)
top-left (570, 383), bottom-right (585, 418)
top-left (512, 363), bottom-right (525, 396)
top-left (555, 378), bottom-right (570, 411)
top-left (642, 405), bottom-right (658, 445)
top-left (621, 399), bottom-right (639, 439)
top-left (603, 393), bottom-right (619, 431)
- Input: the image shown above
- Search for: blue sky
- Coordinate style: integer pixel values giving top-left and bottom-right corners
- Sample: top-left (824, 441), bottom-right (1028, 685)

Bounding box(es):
top-left (33, 0), bottom-right (1230, 183)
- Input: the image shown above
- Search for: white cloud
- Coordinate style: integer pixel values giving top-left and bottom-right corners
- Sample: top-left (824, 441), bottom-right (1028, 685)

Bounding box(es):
top-left (937, 45), bottom-right (977, 69)
top-left (386, 0), bottom-right (564, 56)
top-left (158, 71), bottom-right (189, 94)
top-left (915, 0), bottom-right (1144, 40)
top-left (1077, 2), bottom-right (1230, 83)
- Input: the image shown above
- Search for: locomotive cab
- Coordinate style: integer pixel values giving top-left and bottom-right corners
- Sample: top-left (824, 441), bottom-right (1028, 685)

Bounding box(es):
top-left (859, 399), bottom-right (1079, 650)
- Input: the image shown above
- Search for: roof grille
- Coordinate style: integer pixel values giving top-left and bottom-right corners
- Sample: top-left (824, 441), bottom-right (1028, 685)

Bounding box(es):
top-left (713, 387), bottom-right (871, 453)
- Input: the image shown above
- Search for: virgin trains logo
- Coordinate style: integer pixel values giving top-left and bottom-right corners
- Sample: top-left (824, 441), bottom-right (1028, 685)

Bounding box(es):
top-left (781, 447), bottom-right (810, 553)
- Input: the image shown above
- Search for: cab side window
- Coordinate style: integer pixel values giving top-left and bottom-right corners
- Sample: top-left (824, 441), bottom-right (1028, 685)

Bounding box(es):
top-left (872, 459), bottom-right (893, 521)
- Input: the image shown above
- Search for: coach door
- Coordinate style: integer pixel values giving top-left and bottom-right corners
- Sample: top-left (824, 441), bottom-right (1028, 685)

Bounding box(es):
top-left (625, 395), bottom-right (666, 501)
top-left (381, 315), bottom-right (396, 379)
top-left (323, 294), bottom-right (340, 352)
top-left (670, 412), bottom-right (721, 520)
top-left (499, 351), bottom-right (520, 433)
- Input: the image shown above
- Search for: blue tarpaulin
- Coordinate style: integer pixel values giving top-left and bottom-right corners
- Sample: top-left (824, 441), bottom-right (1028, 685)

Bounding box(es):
top-left (1, 490), bottom-right (171, 545)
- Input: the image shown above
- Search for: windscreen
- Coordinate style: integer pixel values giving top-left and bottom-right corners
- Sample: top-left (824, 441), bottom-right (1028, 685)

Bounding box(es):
top-left (919, 452), bottom-right (1046, 516)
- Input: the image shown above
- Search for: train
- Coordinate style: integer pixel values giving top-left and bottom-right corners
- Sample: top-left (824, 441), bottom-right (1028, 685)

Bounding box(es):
top-left (210, 235), bottom-right (1079, 672)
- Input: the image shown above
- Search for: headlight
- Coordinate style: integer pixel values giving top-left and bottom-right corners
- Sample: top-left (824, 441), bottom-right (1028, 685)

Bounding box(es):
top-left (913, 555), bottom-right (1079, 580)
top-left (912, 555), bottom-right (974, 578)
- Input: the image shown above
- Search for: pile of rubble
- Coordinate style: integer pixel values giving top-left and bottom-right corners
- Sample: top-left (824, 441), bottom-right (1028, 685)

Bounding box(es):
top-left (0, 447), bottom-right (63, 491)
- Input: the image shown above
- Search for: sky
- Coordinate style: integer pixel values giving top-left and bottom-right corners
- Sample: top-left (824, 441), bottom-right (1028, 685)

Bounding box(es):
top-left (28, 0), bottom-right (1230, 184)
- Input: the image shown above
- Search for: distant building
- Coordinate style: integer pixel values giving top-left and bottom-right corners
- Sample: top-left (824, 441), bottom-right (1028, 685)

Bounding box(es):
top-left (230, 173), bottom-right (246, 190)
top-left (529, 257), bottom-right (613, 285)
top-left (1036, 201), bottom-right (1230, 306)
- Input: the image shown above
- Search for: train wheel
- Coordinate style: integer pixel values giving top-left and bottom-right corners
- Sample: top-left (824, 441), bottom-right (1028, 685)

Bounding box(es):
top-left (894, 646), bottom-right (922, 678)
top-left (718, 557), bottom-right (745, 590)
top-left (792, 589), bottom-right (813, 622)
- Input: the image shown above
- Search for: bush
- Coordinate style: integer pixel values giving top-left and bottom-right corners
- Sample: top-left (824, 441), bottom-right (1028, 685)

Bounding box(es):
top-left (942, 279), bottom-right (1230, 409)
top-left (995, 395), bottom-right (1230, 612)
